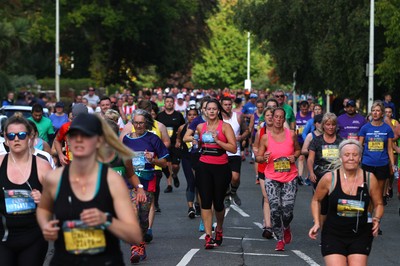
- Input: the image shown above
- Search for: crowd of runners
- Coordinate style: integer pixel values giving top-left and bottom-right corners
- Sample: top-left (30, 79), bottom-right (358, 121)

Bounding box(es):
top-left (0, 87), bottom-right (399, 265)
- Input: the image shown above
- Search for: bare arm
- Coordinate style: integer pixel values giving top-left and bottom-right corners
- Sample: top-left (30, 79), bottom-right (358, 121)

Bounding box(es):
top-left (119, 122), bottom-right (133, 141)
top-left (307, 150), bottom-right (317, 183)
top-left (216, 123), bottom-right (237, 154)
top-left (53, 136), bottom-right (68, 166)
top-left (301, 133), bottom-right (312, 156)
top-left (368, 172), bottom-right (384, 236)
top-left (157, 122), bottom-right (171, 148)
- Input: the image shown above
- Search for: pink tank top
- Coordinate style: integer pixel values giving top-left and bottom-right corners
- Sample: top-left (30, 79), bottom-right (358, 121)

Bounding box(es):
top-left (264, 128), bottom-right (298, 182)
top-left (199, 120), bottom-right (228, 165)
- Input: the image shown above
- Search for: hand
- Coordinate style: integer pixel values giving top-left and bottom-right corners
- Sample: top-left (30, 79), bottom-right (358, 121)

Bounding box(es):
top-left (287, 155), bottom-right (296, 164)
top-left (59, 153), bottom-right (69, 166)
top-left (144, 150), bottom-right (154, 162)
top-left (308, 224), bottom-right (320, 240)
top-left (31, 189), bottom-right (41, 204)
top-left (42, 219), bottom-right (60, 241)
top-left (211, 130), bottom-right (219, 142)
top-left (136, 188), bottom-right (147, 203)
top-left (372, 219), bottom-right (380, 237)
top-left (80, 208), bottom-right (107, 227)
top-left (309, 173), bottom-right (317, 183)
top-left (175, 141), bottom-right (181, 149)
top-left (263, 151), bottom-right (271, 163)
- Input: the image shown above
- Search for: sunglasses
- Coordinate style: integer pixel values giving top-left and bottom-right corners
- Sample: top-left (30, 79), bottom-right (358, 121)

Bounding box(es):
top-left (7, 132), bottom-right (28, 141)
top-left (186, 105), bottom-right (197, 111)
top-left (133, 121), bottom-right (145, 126)
top-left (275, 95), bottom-right (285, 98)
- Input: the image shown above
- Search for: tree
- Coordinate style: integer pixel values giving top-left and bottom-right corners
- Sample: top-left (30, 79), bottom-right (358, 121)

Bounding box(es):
top-left (192, 0), bottom-right (272, 89)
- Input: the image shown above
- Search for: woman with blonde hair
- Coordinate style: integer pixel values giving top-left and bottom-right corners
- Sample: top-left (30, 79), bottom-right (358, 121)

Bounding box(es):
top-left (37, 113), bottom-right (142, 265)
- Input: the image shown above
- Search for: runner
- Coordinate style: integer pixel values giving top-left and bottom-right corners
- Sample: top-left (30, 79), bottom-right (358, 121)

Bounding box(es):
top-left (337, 100), bottom-right (367, 140)
top-left (255, 107), bottom-right (300, 251)
top-left (221, 97), bottom-right (249, 207)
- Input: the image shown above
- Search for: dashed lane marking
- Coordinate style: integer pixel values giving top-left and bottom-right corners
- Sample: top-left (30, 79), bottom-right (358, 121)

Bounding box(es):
top-left (230, 205), bottom-right (250, 217)
top-left (292, 250), bottom-right (320, 266)
top-left (199, 234), bottom-right (269, 242)
top-left (210, 250), bottom-right (288, 257)
top-left (176, 248), bottom-right (200, 266)
top-left (227, 226), bottom-right (253, 230)
top-left (253, 222), bottom-right (264, 230)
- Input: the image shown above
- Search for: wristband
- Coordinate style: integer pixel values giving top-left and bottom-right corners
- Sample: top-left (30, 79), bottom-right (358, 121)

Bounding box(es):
top-left (372, 217), bottom-right (381, 223)
top-left (103, 212), bottom-right (113, 228)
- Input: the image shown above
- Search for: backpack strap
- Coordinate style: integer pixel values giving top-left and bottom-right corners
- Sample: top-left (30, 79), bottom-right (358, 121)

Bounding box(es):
top-left (329, 170), bottom-right (336, 194)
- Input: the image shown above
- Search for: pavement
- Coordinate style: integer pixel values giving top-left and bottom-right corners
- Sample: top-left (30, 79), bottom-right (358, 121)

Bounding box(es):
top-left (44, 156), bottom-right (400, 265)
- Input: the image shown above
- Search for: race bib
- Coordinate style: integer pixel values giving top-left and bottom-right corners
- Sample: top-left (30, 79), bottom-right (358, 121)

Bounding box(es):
top-left (368, 138), bottom-right (384, 151)
top-left (296, 125), bottom-right (304, 134)
top-left (202, 131), bottom-right (217, 144)
top-left (4, 189), bottom-right (35, 215)
top-left (63, 220), bottom-right (106, 255)
top-left (347, 133), bottom-right (359, 140)
top-left (166, 127), bottom-right (174, 137)
top-left (273, 157), bottom-right (291, 172)
top-left (131, 151), bottom-right (154, 171)
top-left (337, 199), bottom-right (365, 217)
top-left (322, 145), bottom-right (339, 159)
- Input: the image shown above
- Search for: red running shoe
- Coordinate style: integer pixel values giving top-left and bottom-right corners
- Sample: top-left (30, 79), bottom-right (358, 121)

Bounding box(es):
top-left (275, 240), bottom-right (285, 251)
top-left (205, 234), bottom-right (216, 249)
top-left (283, 226), bottom-right (292, 244)
top-left (215, 230), bottom-right (223, 246)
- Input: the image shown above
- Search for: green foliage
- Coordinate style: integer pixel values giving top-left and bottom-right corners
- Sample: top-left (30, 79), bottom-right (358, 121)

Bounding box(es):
top-left (37, 78), bottom-right (96, 95)
top-left (192, 1), bottom-right (272, 89)
top-left (0, 72), bottom-right (13, 99)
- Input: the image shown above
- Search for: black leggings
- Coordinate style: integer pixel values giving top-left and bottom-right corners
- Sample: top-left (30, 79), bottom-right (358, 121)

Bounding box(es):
top-left (196, 162), bottom-right (231, 212)
top-left (0, 232), bottom-right (48, 266)
top-left (182, 154), bottom-right (196, 202)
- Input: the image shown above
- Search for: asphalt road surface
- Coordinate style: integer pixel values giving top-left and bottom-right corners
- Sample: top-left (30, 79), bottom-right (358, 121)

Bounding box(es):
top-left (45, 157), bottom-right (400, 265)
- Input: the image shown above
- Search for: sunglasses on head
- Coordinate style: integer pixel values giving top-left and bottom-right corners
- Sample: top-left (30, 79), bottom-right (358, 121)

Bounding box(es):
top-left (7, 132), bottom-right (28, 141)
top-left (186, 105), bottom-right (197, 111)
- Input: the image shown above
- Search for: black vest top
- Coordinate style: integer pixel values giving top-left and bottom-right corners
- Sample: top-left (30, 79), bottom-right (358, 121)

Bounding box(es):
top-left (324, 169), bottom-right (370, 236)
top-left (52, 163), bottom-right (123, 265)
top-left (0, 154), bottom-right (41, 241)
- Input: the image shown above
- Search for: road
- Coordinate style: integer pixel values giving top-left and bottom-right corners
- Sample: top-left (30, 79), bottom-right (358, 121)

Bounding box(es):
top-left (45, 157), bottom-right (400, 265)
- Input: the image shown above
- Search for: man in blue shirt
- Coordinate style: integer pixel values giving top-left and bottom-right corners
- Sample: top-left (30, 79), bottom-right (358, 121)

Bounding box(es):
top-left (383, 92), bottom-right (396, 119)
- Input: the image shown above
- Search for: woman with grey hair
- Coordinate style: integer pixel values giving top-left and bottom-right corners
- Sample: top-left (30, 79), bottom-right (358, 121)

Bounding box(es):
top-left (309, 139), bottom-right (383, 266)
top-left (358, 100), bottom-right (395, 206)
top-left (122, 109), bottom-right (169, 263)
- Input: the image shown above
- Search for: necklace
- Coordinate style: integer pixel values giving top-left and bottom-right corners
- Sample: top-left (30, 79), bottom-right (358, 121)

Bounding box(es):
top-left (343, 169), bottom-right (358, 195)
top-left (73, 176), bottom-right (87, 194)
top-left (10, 152), bottom-right (31, 182)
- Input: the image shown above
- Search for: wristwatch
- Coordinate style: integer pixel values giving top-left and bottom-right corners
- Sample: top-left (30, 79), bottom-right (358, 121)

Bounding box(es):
top-left (136, 184), bottom-right (144, 189)
top-left (103, 212), bottom-right (113, 228)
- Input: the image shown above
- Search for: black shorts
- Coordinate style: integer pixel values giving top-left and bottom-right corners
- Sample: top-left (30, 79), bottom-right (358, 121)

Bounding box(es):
top-left (321, 224), bottom-right (373, 257)
top-left (361, 164), bottom-right (390, 180)
top-left (167, 147), bottom-right (181, 165)
top-left (258, 172), bottom-right (265, 180)
top-left (228, 156), bottom-right (242, 173)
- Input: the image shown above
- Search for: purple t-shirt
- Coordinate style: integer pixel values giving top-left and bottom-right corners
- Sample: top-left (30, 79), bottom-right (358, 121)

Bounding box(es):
top-left (188, 115), bottom-right (206, 131)
top-left (337, 113), bottom-right (366, 140)
top-left (296, 111), bottom-right (312, 144)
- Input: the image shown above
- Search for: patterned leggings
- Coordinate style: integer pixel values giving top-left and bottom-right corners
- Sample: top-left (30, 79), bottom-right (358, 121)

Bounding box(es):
top-left (264, 178), bottom-right (297, 240)
top-left (130, 189), bottom-right (153, 237)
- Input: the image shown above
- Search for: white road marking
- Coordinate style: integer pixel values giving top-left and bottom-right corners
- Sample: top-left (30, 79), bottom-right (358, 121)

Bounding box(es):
top-left (292, 250), bottom-right (321, 266)
top-left (176, 248), bottom-right (200, 266)
top-left (227, 226), bottom-right (253, 230)
top-left (211, 250), bottom-right (288, 257)
top-left (253, 222), bottom-right (264, 230)
top-left (224, 207), bottom-right (230, 217)
top-left (199, 233), bottom-right (206, 239)
top-left (230, 205), bottom-right (250, 217)
top-left (200, 234), bottom-right (268, 242)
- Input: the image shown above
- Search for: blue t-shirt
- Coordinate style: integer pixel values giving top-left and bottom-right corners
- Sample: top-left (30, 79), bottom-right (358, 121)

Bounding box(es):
top-left (122, 131), bottom-right (169, 191)
top-left (242, 102), bottom-right (256, 115)
top-left (50, 113), bottom-right (69, 131)
top-left (358, 122), bottom-right (394, 166)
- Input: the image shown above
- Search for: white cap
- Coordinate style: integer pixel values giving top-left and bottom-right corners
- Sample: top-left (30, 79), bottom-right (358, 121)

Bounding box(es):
top-left (177, 93), bottom-right (184, 99)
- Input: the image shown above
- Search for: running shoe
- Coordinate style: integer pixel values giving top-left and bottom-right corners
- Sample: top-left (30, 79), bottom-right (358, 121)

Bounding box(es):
top-left (231, 193), bottom-right (242, 206)
top-left (194, 202), bottom-right (201, 217)
top-left (304, 178), bottom-right (312, 186)
top-left (144, 228), bottom-right (153, 243)
top-left (188, 207), bottom-right (195, 219)
top-left (164, 185), bottom-right (173, 193)
top-left (215, 230), bottom-right (223, 246)
top-left (275, 240), bottom-right (285, 251)
top-left (199, 220), bottom-right (205, 232)
top-left (241, 155), bottom-right (246, 161)
top-left (262, 227), bottom-right (273, 239)
top-left (205, 234), bottom-right (216, 249)
top-left (173, 174), bottom-right (180, 188)
top-left (297, 176), bottom-right (304, 186)
top-left (130, 242), bottom-right (146, 263)
top-left (155, 204), bottom-right (161, 213)
top-left (283, 226), bottom-right (292, 244)
top-left (224, 196), bottom-right (231, 208)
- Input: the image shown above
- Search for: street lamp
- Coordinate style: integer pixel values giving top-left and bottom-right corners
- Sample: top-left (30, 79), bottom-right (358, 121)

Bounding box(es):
top-left (55, 0), bottom-right (60, 101)
top-left (367, 0), bottom-right (374, 112)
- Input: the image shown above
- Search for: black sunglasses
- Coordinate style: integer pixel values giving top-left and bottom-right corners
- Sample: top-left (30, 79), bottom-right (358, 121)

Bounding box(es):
top-left (275, 95), bottom-right (285, 98)
top-left (7, 132), bottom-right (28, 141)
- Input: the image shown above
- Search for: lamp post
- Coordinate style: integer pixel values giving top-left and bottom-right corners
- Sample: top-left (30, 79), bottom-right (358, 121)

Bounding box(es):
top-left (367, 0), bottom-right (374, 112)
top-left (244, 32), bottom-right (251, 92)
top-left (55, 0), bottom-right (60, 101)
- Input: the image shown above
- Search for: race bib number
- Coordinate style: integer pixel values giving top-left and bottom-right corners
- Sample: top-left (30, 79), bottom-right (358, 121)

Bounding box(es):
top-left (4, 189), bottom-right (35, 215)
top-left (131, 151), bottom-right (154, 171)
top-left (322, 145), bottom-right (339, 159)
top-left (63, 220), bottom-right (106, 255)
top-left (368, 138), bottom-right (384, 151)
top-left (337, 199), bottom-right (365, 217)
top-left (273, 157), bottom-right (291, 172)
top-left (166, 127), bottom-right (174, 137)
top-left (347, 133), bottom-right (358, 140)
top-left (296, 125), bottom-right (304, 134)
top-left (202, 131), bottom-right (217, 144)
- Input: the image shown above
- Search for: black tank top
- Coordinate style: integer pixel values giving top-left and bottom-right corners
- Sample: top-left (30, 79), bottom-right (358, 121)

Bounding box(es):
top-left (52, 163), bottom-right (123, 265)
top-left (324, 169), bottom-right (370, 236)
top-left (0, 154), bottom-right (41, 241)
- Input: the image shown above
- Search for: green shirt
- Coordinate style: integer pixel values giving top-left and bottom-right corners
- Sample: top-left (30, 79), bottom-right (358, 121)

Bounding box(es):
top-left (282, 103), bottom-right (295, 124)
top-left (28, 116), bottom-right (55, 142)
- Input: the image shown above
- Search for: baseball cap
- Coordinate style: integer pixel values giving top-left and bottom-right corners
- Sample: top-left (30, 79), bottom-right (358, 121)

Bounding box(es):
top-left (177, 93), bottom-right (184, 99)
top-left (72, 103), bottom-right (88, 117)
top-left (346, 100), bottom-right (356, 107)
top-left (55, 101), bottom-right (64, 108)
top-left (68, 113), bottom-right (103, 136)
top-left (250, 93), bottom-right (258, 99)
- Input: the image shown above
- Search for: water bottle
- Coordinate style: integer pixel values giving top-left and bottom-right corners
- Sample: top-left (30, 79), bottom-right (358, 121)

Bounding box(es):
top-left (193, 133), bottom-right (199, 149)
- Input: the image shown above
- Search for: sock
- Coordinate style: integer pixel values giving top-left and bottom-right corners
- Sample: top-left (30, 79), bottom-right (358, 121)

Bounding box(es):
top-left (230, 183), bottom-right (239, 194)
